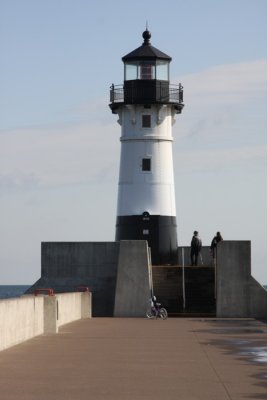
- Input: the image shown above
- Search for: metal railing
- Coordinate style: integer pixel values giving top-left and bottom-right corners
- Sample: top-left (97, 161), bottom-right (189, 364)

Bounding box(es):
top-left (34, 288), bottom-right (54, 296)
top-left (110, 83), bottom-right (184, 104)
top-left (110, 85), bottom-right (124, 103)
top-left (170, 84), bottom-right (183, 103)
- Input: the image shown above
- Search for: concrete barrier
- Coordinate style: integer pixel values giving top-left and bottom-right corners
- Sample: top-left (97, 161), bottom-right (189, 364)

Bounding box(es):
top-left (44, 292), bottom-right (92, 334)
top-left (0, 296), bottom-right (44, 351)
top-left (0, 291), bottom-right (92, 351)
top-left (114, 241), bottom-right (151, 317)
top-left (28, 241), bottom-right (120, 316)
top-left (216, 241), bottom-right (267, 318)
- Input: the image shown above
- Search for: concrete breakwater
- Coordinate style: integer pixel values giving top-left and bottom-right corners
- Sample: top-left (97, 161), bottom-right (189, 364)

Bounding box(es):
top-left (0, 291), bottom-right (91, 351)
top-left (1, 318), bottom-right (267, 399)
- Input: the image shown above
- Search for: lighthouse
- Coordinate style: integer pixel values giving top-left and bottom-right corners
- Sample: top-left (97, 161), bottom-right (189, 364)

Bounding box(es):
top-left (109, 29), bottom-right (184, 265)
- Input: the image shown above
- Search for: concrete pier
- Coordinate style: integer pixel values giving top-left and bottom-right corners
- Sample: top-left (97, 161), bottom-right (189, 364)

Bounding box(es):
top-left (0, 318), bottom-right (267, 399)
top-left (27, 240), bottom-right (267, 318)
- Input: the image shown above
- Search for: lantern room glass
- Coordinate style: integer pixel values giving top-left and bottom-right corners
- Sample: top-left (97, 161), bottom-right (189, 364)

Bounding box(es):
top-left (124, 60), bottom-right (169, 81)
top-left (125, 62), bottom-right (138, 80)
top-left (156, 60), bottom-right (169, 80)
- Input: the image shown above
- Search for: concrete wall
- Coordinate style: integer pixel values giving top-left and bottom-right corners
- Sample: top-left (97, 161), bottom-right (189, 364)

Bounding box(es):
top-left (43, 291), bottom-right (92, 334)
top-left (216, 241), bottom-right (267, 318)
top-left (0, 296), bottom-right (44, 351)
top-left (27, 242), bottom-right (120, 316)
top-left (0, 292), bottom-right (91, 351)
top-left (114, 241), bottom-right (151, 317)
top-left (28, 241), bottom-right (152, 317)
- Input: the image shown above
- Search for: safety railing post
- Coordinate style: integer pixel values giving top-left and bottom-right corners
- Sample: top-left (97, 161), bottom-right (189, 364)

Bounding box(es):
top-left (214, 249), bottom-right (217, 299)
top-left (182, 247), bottom-right (186, 310)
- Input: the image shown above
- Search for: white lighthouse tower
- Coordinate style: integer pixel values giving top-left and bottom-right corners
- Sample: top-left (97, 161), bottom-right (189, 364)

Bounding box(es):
top-left (109, 29), bottom-right (184, 265)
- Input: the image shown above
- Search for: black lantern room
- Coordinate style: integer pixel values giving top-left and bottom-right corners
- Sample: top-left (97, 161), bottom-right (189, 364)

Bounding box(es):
top-left (110, 30), bottom-right (184, 113)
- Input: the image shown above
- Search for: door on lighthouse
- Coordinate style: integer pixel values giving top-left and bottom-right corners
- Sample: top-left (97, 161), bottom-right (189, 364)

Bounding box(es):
top-left (141, 212), bottom-right (160, 264)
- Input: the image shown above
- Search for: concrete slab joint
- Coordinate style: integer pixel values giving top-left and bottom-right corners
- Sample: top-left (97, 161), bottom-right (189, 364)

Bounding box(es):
top-left (43, 296), bottom-right (58, 334)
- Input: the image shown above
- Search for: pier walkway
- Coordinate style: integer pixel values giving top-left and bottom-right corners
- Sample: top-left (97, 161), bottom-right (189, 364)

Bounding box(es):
top-left (0, 318), bottom-right (267, 399)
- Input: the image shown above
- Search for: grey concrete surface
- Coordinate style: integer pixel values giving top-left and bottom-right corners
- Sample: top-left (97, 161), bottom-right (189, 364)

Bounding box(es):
top-left (0, 318), bottom-right (267, 399)
top-left (217, 241), bottom-right (267, 318)
top-left (27, 242), bottom-right (121, 316)
top-left (26, 240), bottom-right (267, 318)
top-left (28, 241), bottom-right (152, 317)
top-left (114, 241), bottom-right (151, 317)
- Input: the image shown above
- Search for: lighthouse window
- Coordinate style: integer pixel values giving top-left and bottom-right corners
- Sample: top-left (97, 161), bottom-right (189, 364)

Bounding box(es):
top-left (142, 158), bottom-right (151, 171)
top-left (139, 62), bottom-right (155, 80)
top-left (125, 62), bottom-right (138, 80)
top-left (142, 114), bottom-right (151, 128)
top-left (156, 61), bottom-right (169, 81)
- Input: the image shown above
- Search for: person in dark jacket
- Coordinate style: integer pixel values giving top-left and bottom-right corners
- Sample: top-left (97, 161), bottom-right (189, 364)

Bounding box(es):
top-left (190, 231), bottom-right (202, 266)
top-left (210, 231), bottom-right (223, 259)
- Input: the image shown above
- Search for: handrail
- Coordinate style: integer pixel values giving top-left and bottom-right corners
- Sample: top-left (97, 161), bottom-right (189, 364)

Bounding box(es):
top-left (181, 247), bottom-right (186, 310)
top-left (76, 285), bottom-right (90, 292)
top-left (34, 288), bottom-right (54, 296)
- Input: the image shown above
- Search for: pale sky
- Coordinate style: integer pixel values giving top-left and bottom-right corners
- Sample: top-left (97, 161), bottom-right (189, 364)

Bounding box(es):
top-left (1, 0), bottom-right (267, 284)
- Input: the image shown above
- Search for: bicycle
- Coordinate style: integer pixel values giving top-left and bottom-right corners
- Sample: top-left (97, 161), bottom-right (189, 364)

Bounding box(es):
top-left (146, 302), bottom-right (168, 320)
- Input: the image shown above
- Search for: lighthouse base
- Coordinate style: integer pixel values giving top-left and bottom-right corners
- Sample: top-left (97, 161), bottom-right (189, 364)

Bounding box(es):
top-left (115, 215), bottom-right (178, 265)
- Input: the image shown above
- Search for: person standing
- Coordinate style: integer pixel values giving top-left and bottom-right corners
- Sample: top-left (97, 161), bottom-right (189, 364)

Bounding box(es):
top-left (210, 232), bottom-right (223, 260)
top-left (190, 231), bottom-right (202, 266)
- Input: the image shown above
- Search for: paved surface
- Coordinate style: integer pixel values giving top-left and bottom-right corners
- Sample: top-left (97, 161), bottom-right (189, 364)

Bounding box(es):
top-left (0, 318), bottom-right (267, 399)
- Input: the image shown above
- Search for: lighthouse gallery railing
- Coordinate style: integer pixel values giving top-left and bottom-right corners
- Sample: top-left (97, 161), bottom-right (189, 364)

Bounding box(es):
top-left (110, 83), bottom-right (184, 104)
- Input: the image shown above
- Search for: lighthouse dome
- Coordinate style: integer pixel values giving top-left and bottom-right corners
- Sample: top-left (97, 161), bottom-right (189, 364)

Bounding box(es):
top-left (142, 29), bottom-right (151, 43)
top-left (122, 30), bottom-right (171, 62)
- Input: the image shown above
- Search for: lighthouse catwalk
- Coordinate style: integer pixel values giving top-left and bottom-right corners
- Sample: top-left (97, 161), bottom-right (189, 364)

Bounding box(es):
top-left (110, 30), bottom-right (184, 265)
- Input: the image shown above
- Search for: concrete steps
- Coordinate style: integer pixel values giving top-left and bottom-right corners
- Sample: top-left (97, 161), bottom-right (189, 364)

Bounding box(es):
top-left (152, 265), bottom-right (216, 315)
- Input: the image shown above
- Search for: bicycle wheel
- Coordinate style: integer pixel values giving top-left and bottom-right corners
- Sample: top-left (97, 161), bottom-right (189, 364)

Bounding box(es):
top-left (159, 308), bottom-right (168, 320)
top-left (146, 308), bottom-right (154, 318)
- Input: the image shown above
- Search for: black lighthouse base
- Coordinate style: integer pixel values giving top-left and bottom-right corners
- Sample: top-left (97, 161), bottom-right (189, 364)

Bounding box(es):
top-left (115, 214), bottom-right (178, 265)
